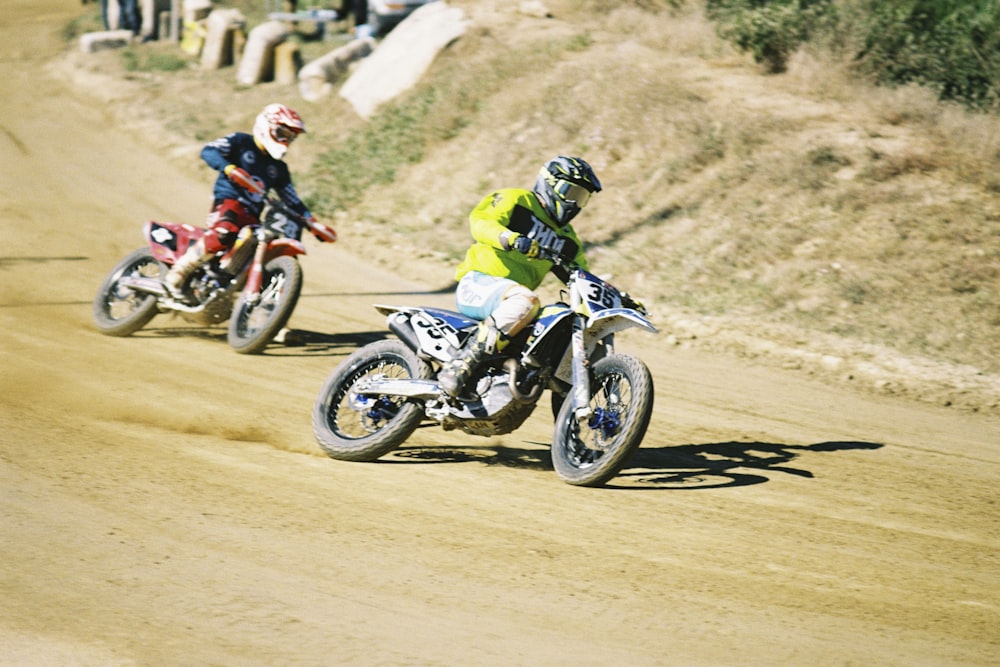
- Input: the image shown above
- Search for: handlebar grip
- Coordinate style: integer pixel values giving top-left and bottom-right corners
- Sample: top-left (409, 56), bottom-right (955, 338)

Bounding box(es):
top-left (226, 166), bottom-right (265, 196)
top-left (308, 221), bottom-right (338, 243)
top-left (538, 245), bottom-right (578, 271)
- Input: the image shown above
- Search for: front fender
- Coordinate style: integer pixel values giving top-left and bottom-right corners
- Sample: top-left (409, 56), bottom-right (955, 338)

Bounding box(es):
top-left (263, 238), bottom-right (307, 263)
top-left (586, 307), bottom-right (658, 341)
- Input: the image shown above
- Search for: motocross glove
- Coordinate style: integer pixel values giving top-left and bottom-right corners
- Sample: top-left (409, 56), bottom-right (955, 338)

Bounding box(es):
top-left (306, 215), bottom-right (338, 243)
top-left (224, 164), bottom-right (262, 194)
top-left (621, 292), bottom-right (648, 315)
top-left (512, 234), bottom-right (540, 259)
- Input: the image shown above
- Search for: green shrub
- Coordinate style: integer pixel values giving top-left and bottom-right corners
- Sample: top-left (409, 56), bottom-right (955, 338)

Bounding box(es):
top-left (707, 0), bottom-right (835, 73)
top-left (707, 0), bottom-right (1000, 109)
top-left (852, 0), bottom-right (1000, 110)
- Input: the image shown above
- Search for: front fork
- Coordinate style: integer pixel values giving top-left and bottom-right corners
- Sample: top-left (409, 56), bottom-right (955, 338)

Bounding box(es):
top-left (242, 229), bottom-right (305, 306)
top-left (569, 313), bottom-right (616, 427)
top-left (242, 230), bottom-right (271, 305)
top-left (570, 315), bottom-right (592, 424)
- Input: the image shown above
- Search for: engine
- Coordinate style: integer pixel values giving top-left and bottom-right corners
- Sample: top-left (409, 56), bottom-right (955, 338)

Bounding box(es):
top-left (439, 369), bottom-right (539, 436)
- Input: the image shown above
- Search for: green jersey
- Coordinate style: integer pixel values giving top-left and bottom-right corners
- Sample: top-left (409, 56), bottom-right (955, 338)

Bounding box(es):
top-left (455, 188), bottom-right (588, 289)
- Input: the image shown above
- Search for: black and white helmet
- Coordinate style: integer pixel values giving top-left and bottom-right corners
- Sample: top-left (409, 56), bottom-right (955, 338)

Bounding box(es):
top-left (533, 156), bottom-right (602, 227)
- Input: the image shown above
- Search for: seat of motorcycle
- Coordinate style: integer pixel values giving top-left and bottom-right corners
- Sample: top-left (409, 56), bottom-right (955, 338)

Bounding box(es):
top-left (374, 304), bottom-right (479, 332)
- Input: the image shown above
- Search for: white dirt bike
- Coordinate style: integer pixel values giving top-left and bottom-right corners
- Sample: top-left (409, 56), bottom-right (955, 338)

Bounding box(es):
top-left (312, 247), bottom-right (657, 487)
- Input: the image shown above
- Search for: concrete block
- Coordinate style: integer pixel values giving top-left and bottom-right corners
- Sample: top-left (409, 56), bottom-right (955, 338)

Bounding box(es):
top-left (274, 41), bottom-right (301, 85)
top-left (340, 2), bottom-right (467, 118)
top-left (80, 30), bottom-right (133, 53)
top-left (298, 38), bottom-right (373, 102)
top-left (236, 20), bottom-right (288, 85)
top-left (139, 0), bottom-right (172, 40)
top-left (200, 8), bottom-right (245, 70)
top-left (183, 0), bottom-right (213, 22)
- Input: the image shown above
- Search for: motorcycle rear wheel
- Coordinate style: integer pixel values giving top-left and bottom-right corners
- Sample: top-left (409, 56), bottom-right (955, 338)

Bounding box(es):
top-left (227, 255), bottom-right (302, 354)
top-left (313, 340), bottom-right (431, 462)
top-left (551, 354), bottom-right (654, 487)
top-left (92, 248), bottom-right (163, 337)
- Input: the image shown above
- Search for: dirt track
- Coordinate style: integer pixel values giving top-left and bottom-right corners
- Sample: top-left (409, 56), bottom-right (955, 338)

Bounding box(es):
top-left (2, 3), bottom-right (998, 665)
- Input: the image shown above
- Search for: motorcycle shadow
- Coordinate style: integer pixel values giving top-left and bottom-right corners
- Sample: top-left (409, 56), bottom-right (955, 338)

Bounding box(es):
top-left (131, 327), bottom-right (389, 357)
top-left (389, 440), bottom-right (554, 471)
top-left (384, 439), bottom-right (883, 490)
top-left (263, 329), bottom-right (390, 357)
top-left (607, 440), bottom-right (884, 490)
top-left (133, 326), bottom-right (228, 343)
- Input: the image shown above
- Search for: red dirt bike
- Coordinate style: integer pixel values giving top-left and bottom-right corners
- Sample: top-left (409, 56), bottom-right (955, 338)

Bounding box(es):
top-left (92, 190), bottom-right (336, 354)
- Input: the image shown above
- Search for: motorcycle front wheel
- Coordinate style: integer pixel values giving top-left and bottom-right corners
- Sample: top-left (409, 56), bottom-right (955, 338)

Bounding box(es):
top-left (227, 255), bottom-right (302, 354)
top-left (92, 248), bottom-right (163, 337)
top-left (312, 340), bottom-right (431, 462)
top-left (551, 354), bottom-right (654, 487)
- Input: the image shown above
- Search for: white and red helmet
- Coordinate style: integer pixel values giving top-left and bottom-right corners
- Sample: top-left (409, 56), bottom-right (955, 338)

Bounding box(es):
top-left (253, 103), bottom-right (306, 159)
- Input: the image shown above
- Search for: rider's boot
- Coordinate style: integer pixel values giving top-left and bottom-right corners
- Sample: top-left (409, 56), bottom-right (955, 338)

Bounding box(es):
top-left (438, 318), bottom-right (509, 397)
top-left (163, 238), bottom-right (212, 300)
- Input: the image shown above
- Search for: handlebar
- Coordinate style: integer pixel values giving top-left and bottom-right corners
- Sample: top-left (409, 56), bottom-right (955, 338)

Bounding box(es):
top-left (259, 190), bottom-right (336, 243)
top-left (529, 242), bottom-right (648, 315)
top-left (263, 192), bottom-right (305, 223)
top-left (533, 243), bottom-right (579, 272)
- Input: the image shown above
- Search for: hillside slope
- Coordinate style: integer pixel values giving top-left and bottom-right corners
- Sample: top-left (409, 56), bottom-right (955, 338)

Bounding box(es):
top-left (58, 0), bottom-right (1000, 411)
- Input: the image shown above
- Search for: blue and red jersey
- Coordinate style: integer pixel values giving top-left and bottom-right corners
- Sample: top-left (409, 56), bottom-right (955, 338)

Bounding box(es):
top-left (201, 132), bottom-right (311, 220)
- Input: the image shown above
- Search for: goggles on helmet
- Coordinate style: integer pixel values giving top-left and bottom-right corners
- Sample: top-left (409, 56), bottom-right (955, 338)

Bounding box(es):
top-left (555, 181), bottom-right (593, 208)
top-left (273, 125), bottom-right (300, 145)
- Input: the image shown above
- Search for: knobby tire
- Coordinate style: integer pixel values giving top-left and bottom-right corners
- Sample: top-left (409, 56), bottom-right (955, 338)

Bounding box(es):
top-left (92, 248), bottom-right (162, 337)
top-left (551, 354), bottom-right (654, 487)
top-left (227, 255), bottom-right (302, 354)
top-left (312, 339), bottom-right (431, 462)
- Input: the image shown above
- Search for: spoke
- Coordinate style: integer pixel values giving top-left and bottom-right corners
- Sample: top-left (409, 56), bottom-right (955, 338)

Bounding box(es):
top-left (329, 358), bottom-right (410, 439)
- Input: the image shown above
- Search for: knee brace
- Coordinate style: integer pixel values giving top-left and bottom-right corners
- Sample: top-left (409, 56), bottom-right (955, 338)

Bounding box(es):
top-left (491, 284), bottom-right (540, 337)
top-left (203, 223), bottom-right (239, 253)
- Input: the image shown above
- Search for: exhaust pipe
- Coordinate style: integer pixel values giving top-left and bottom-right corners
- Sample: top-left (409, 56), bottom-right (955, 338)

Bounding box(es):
top-left (505, 358), bottom-right (542, 404)
top-left (119, 276), bottom-right (212, 314)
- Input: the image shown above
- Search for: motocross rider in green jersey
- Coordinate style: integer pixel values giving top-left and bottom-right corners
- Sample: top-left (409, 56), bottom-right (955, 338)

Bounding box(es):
top-left (438, 156), bottom-right (602, 398)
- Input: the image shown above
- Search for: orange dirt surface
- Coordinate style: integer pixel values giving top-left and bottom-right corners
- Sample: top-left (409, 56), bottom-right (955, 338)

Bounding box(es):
top-left (1, 2), bottom-right (998, 664)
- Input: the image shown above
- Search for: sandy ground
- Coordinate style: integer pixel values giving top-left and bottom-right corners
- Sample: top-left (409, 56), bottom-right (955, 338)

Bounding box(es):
top-left (2, 2), bottom-right (999, 665)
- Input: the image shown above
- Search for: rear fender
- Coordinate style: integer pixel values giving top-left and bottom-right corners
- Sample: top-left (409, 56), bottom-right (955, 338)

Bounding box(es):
top-left (144, 220), bottom-right (203, 266)
top-left (376, 305), bottom-right (476, 363)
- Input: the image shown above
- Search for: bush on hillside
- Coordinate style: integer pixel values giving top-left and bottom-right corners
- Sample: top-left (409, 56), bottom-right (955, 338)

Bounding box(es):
top-left (706, 0), bottom-right (836, 73)
top-left (706, 0), bottom-right (1000, 110)
top-left (852, 0), bottom-right (1000, 110)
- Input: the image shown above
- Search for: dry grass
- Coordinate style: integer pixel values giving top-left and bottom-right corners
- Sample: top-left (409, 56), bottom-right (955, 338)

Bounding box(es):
top-left (65, 0), bottom-right (1000, 405)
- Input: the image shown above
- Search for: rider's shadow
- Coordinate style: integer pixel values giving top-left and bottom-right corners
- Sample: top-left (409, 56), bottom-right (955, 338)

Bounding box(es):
top-left (264, 329), bottom-right (389, 357)
top-left (137, 326), bottom-right (228, 343)
top-left (392, 442), bottom-right (553, 470)
top-left (607, 440), bottom-right (884, 489)
top-left (391, 440), bottom-right (883, 490)
top-left (132, 327), bottom-right (388, 356)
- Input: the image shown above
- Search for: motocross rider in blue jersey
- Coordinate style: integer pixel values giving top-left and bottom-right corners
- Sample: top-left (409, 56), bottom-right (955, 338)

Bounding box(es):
top-left (163, 103), bottom-right (335, 299)
top-left (438, 156), bottom-right (602, 398)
